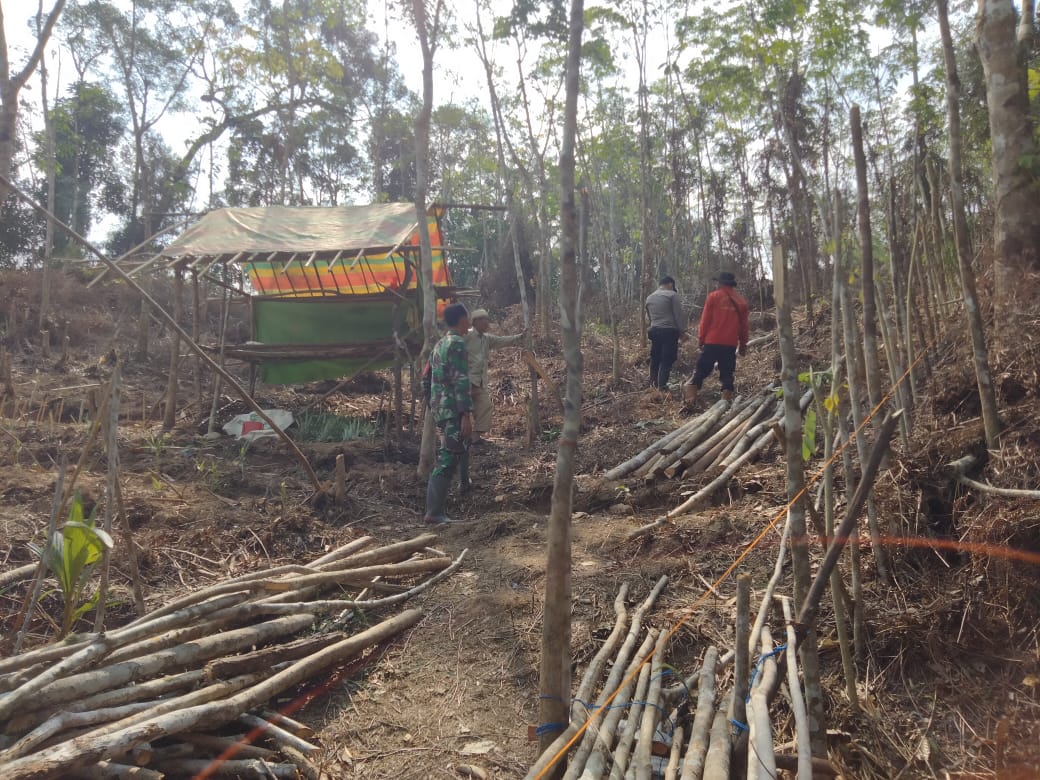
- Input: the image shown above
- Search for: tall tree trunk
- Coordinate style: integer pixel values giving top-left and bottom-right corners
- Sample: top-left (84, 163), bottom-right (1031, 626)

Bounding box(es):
top-left (538, 0), bottom-right (584, 765)
top-left (411, 0), bottom-right (443, 477)
top-left (0, 0), bottom-right (68, 192)
top-left (37, 21), bottom-right (56, 333)
top-left (938, 0), bottom-right (1002, 451)
top-left (975, 0), bottom-right (1040, 342)
top-left (774, 244), bottom-right (827, 756)
top-left (850, 105), bottom-right (883, 412)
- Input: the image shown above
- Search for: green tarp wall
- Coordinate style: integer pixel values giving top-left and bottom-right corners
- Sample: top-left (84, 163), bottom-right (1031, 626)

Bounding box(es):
top-left (254, 298), bottom-right (420, 384)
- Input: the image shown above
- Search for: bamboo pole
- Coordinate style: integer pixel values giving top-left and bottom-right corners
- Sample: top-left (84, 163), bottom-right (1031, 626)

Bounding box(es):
top-left (678, 646), bottom-right (719, 780)
top-left (781, 596), bottom-right (812, 780)
top-left (797, 411), bottom-right (901, 633)
top-left (604, 410), bottom-right (713, 481)
top-left (702, 690), bottom-right (733, 778)
top-left (633, 630), bottom-right (670, 780)
top-left (578, 630), bottom-right (659, 780)
top-left (745, 626), bottom-right (778, 780)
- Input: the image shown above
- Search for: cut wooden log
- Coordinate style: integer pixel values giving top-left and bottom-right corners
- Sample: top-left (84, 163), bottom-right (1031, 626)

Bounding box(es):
top-left (626, 427), bottom-right (779, 541)
top-left (746, 626), bottom-right (778, 780)
top-left (663, 396), bottom-right (763, 479)
top-left (159, 758), bottom-right (299, 778)
top-left (279, 742), bottom-right (322, 780)
top-left (4, 670), bottom-right (209, 735)
top-left (702, 690), bottom-right (732, 778)
top-left (2, 672), bottom-right (264, 761)
top-left (604, 410), bottom-right (717, 481)
top-left (205, 632), bottom-right (346, 681)
top-left (256, 556), bottom-right (450, 593)
top-left (68, 762), bottom-right (163, 779)
top-left (780, 597), bottom-right (812, 780)
top-left (176, 732), bottom-right (278, 760)
top-left (257, 710), bottom-right (314, 740)
top-left (529, 577), bottom-right (667, 780)
top-left (608, 643), bottom-right (653, 779)
top-left (239, 712), bottom-right (320, 755)
top-left (633, 630), bottom-right (670, 780)
top-left (0, 609), bottom-right (424, 780)
top-left (664, 724), bottom-right (684, 780)
top-left (578, 630), bottom-right (659, 780)
top-left (18, 614), bottom-right (314, 714)
top-left (678, 646), bottom-right (718, 780)
top-left (646, 399), bottom-right (739, 480)
top-left (312, 534), bottom-right (435, 571)
top-left (0, 593), bottom-right (249, 679)
top-left (0, 563), bottom-right (37, 590)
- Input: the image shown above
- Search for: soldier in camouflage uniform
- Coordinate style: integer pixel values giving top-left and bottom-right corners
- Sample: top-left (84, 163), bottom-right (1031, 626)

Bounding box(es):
top-left (423, 303), bottom-right (474, 524)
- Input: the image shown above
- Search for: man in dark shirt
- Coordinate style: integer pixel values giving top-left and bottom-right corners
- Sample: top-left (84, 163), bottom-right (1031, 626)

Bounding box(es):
top-left (644, 276), bottom-right (688, 391)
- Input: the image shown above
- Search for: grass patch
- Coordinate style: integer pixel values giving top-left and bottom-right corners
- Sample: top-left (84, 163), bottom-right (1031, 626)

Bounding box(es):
top-left (293, 411), bottom-right (381, 443)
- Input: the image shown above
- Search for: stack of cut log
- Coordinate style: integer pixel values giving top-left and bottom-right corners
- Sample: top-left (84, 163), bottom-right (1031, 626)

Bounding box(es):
top-left (0, 533), bottom-right (464, 780)
top-left (606, 386), bottom-right (807, 485)
top-left (526, 559), bottom-right (836, 779)
top-left (605, 388), bottom-right (813, 539)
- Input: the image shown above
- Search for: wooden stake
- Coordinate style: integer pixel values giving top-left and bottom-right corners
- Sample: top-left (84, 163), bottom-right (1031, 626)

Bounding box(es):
top-left (335, 454), bottom-right (346, 503)
top-left (94, 362), bottom-right (120, 632)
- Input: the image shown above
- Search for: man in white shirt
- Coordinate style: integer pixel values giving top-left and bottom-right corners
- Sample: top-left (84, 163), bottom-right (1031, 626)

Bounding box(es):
top-left (464, 308), bottom-right (525, 453)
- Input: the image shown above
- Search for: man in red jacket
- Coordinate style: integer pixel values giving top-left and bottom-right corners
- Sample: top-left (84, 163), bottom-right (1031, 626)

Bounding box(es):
top-left (683, 271), bottom-right (749, 405)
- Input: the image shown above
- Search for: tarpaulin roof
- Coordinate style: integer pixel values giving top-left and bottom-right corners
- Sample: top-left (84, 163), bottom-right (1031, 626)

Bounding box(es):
top-left (160, 203), bottom-right (421, 257)
top-left (149, 203), bottom-right (451, 298)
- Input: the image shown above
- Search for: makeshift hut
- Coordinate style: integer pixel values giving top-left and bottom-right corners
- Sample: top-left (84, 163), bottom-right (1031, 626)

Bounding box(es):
top-left (150, 203), bottom-right (454, 384)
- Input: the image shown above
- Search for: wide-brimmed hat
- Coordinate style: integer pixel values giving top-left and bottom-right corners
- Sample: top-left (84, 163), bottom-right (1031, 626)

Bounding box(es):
top-left (714, 271), bottom-right (737, 286)
top-left (470, 308), bottom-right (490, 321)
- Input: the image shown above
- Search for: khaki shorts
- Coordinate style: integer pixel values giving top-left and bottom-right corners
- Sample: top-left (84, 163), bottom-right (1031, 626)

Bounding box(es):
top-left (471, 385), bottom-right (493, 434)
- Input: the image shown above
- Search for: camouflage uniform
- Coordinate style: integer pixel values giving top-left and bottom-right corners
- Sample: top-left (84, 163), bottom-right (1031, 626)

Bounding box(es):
top-left (429, 332), bottom-right (473, 478)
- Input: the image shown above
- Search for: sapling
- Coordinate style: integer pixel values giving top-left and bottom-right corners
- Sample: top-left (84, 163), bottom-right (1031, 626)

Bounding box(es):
top-left (29, 493), bottom-right (114, 637)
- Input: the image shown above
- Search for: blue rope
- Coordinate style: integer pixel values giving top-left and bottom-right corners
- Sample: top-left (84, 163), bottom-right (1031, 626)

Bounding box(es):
top-left (535, 722), bottom-right (569, 736)
top-left (745, 643), bottom-right (788, 703)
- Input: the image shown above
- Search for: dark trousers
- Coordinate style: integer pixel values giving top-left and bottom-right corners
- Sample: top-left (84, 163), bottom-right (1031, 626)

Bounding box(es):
top-left (691, 343), bottom-right (737, 391)
top-left (648, 328), bottom-right (680, 389)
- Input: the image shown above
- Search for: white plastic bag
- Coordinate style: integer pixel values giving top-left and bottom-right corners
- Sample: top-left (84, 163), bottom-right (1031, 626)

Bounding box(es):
top-left (222, 409), bottom-right (294, 440)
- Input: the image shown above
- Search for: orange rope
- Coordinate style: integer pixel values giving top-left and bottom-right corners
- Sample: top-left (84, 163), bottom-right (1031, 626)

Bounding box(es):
top-left (532, 347), bottom-right (930, 778)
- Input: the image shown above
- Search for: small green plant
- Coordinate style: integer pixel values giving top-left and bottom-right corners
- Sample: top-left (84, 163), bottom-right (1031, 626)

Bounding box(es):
top-left (237, 441), bottom-right (251, 479)
top-left (194, 457), bottom-right (222, 491)
top-left (293, 411), bottom-right (380, 443)
top-left (798, 368), bottom-right (842, 462)
top-left (29, 493), bottom-right (113, 638)
top-left (144, 431), bottom-right (170, 462)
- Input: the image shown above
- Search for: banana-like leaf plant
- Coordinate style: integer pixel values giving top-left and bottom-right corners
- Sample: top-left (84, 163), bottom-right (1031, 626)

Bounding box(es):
top-left (29, 494), bottom-right (114, 637)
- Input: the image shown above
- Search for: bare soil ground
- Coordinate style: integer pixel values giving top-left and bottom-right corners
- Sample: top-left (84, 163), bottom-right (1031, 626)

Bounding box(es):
top-left (1, 270), bottom-right (1039, 779)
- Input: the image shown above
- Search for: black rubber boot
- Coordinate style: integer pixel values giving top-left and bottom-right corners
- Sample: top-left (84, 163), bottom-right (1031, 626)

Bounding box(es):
top-left (423, 472), bottom-right (454, 524)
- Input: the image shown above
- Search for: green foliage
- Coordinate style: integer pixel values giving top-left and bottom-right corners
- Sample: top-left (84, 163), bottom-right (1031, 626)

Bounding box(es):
top-left (194, 457), bottom-right (223, 491)
top-left (802, 407), bottom-right (817, 461)
top-left (29, 494), bottom-right (113, 638)
top-left (144, 431), bottom-right (170, 461)
top-left (293, 411), bottom-right (379, 443)
top-left (32, 82), bottom-right (125, 256)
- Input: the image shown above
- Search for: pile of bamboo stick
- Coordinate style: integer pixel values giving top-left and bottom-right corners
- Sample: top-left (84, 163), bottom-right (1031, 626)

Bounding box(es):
top-left (526, 541), bottom-right (836, 780)
top-left (605, 388), bottom-right (813, 540)
top-left (606, 386), bottom-right (807, 486)
top-left (0, 533), bottom-right (464, 780)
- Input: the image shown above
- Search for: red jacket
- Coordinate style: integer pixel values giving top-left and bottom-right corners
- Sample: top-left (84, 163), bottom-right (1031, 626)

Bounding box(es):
top-left (698, 287), bottom-right (749, 348)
